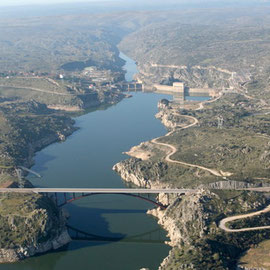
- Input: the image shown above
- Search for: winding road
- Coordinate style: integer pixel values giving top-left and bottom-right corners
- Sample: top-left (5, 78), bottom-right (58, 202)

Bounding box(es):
top-left (219, 204), bottom-right (270, 232)
top-left (151, 115), bottom-right (228, 177)
top-left (151, 92), bottom-right (270, 233)
top-left (152, 92), bottom-right (232, 177)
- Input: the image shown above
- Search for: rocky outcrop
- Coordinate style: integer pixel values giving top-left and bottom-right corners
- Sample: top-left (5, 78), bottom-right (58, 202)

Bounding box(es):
top-left (0, 194), bottom-right (71, 263)
top-left (149, 188), bottom-right (268, 270)
top-left (22, 121), bottom-right (77, 169)
top-left (113, 142), bottom-right (269, 269)
top-left (155, 110), bottom-right (178, 130)
top-left (148, 189), bottom-right (223, 270)
top-left (156, 100), bottom-right (193, 130)
top-left (0, 230), bottom-right (71, 263)
top-left (113, 158), bottom-right (171, 189)
top-left (78, 90), bottom-right (125, 110)
top-left (148, 189), bottom-right (214, 247)
top-left (157, 99), bottom-right (171, 110)
top-left (156, 99), bottom-right (177, 129)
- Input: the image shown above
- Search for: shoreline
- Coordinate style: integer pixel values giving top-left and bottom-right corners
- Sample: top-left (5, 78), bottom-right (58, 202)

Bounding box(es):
top-left (0, 92), bottom-right (127, 263)
top-left (113, 86), bottom-right (270, 269)
top-left (22, 91), bottom-right (127, 173)
top-left (113, 94), bottom-right (225, 268)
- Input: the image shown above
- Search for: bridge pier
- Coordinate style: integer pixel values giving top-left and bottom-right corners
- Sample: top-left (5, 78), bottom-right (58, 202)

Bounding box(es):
top-left (54, 192), bottom-right (58, 205)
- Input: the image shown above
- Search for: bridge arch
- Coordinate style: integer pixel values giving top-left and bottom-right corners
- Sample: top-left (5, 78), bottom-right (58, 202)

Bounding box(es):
top-left (57, 192), bottom-right (167, 209)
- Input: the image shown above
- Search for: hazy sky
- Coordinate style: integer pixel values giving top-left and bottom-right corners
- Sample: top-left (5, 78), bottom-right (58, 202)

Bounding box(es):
top-left (0, 0), bottom-right (117, 6)
top-left (0, 0), bottom-right (266, 7)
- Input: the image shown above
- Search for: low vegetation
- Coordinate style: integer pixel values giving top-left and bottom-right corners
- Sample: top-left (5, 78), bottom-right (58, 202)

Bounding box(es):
top-left (0, 100), bottom-right (76, 168)
top-left (0, 193), bottom-right (64, 249)
top-left (159, 190), bottom-right (270, 270)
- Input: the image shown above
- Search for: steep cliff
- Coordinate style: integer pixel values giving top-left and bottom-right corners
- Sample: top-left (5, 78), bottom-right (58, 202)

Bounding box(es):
top-left (156, 100), bottom-right (193, 130)
top-left (0, 193), bottom-right (71, 263)
top-left (0, 100), bottom-right (78, 169)
top-left (113, 96), bottom-right (270, 269)
top-left (151, 189), bottom-right (268, 270)
top-left (113, 157), bottom-right (170, 189)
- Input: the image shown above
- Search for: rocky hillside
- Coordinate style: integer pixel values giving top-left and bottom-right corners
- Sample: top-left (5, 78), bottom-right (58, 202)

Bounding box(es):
top-left (151, 189), bottom-right (270, 270)
top-left (134, 64), bottom-right (233, 89)
top-left (119, 8), bottom-right (270, 99)
top-left (0, 100), bottom-right (78, 169)
top-left (0, 193), bottom-right (70, 263)
top-left (113, 91), bottom-right (270, 269)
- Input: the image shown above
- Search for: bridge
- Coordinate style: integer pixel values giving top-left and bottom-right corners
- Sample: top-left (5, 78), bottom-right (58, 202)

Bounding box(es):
top-left (0, 188), bottom-right (195, 209)
top-left (0, 188), bottom-right (194, 194)
top-left (4, 186), bottom-right (268, 210)
top-left (117, 82), bottom-right (144, 91)
top-left (2, 187), bottom-right (270, 195)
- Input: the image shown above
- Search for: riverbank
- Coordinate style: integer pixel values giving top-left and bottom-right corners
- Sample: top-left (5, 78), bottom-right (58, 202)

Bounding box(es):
top-left (0, 193), bottom-right (71, 263)
top-left (0, 88), bottom-right (174, 268)
top-left (113, 92), bottom-right (270, 269)
top-left (0, 101), bottom-right (77, 262)
top-left (0, 81), bottom-right (127, 263)
top-left (20, 91), bottom-right (172, 270)
top-left (0, 51), bottom-right (171, 269)
top-left (0, 230), bottom-right (71, 264)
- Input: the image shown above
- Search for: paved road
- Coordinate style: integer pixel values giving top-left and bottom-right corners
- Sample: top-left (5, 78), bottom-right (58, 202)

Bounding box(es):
top-left (1, 187), bottom-right (270, 194)
top-left (219, 204), bottom-right (270, 232)
top-left (152, 95), bottom-right (233, 177)
top-left (0, 188), bottom-right (196, 194)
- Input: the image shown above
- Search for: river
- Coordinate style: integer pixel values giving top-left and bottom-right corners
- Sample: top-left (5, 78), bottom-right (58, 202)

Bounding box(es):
top-left (0, 53), bottom-right (173, 270)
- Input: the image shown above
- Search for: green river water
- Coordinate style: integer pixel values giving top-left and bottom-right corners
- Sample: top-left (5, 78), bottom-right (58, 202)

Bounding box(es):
top-left (0, 53), bottom-right (174, 270)
top-left (1, 53), bottom-right (209, 270)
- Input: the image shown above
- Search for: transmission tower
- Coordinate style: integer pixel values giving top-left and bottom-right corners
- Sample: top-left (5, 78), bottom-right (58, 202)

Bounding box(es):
top-left (15, 168), bottom-right (24, 188)
top-left (217, 115), bottom-right (224, 129)
top-left (15, 166), bottom-right (41, 188)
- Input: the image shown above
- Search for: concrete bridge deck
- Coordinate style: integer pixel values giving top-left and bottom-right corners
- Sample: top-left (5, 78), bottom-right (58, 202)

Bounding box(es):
top-left (0, 188), bottom-right (195, 194)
